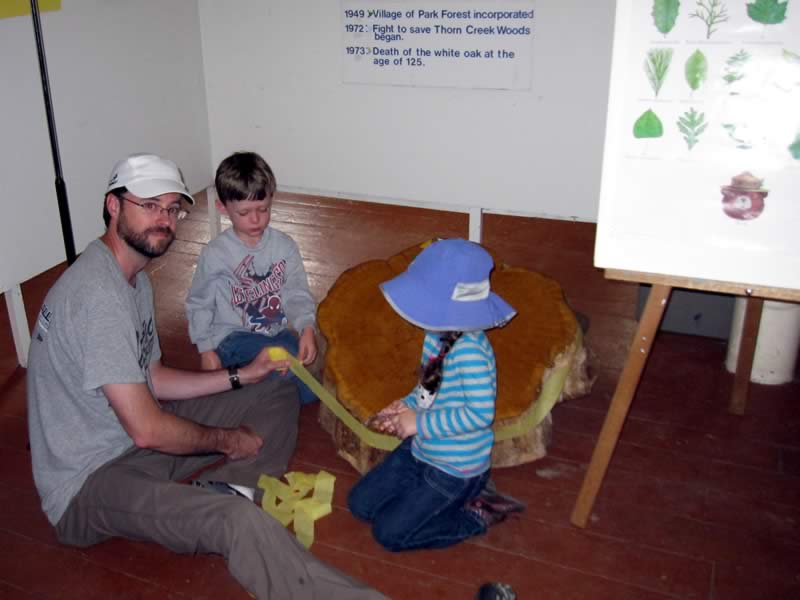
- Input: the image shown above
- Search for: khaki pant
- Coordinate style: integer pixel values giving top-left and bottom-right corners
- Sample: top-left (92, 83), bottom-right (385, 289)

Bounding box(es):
top-left (55, 378), bottom-right (387, 600)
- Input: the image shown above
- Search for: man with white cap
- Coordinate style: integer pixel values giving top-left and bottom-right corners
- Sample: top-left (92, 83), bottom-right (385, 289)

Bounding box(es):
top-left (26, 153), bottom-right (387, 599)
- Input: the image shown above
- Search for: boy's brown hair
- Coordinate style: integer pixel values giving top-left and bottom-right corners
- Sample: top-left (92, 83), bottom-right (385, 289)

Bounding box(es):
top-left (215, 152), bottom-right (276, 205)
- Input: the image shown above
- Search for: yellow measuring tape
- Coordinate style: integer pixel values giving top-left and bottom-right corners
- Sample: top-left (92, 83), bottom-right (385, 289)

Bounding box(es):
top-left (266, 327), bottom-right (578, 449)
top-left (267, 347), bottom-right (401, 451)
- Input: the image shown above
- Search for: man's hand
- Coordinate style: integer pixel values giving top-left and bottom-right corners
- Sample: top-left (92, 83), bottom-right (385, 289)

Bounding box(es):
top-left (238, 346), bottom-right (291, 385)
top-left (219, 425), bottom-right (263, 460)
top-left (298, 327), bottom-right (318, 365)
top-left (200, 350), bottom-right (222, 371)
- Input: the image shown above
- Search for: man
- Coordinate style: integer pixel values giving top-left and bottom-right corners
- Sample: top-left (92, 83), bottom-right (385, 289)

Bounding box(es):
top-left (27, 153), bottom-right (386, 600)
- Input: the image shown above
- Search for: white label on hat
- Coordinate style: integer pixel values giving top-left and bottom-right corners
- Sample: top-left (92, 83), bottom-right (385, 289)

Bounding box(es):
top-left (451, 280), bottom-right (490, 302)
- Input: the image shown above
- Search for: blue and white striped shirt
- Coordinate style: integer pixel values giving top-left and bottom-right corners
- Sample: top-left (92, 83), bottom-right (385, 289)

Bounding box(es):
top-left (404, 331), bottom-right (496, 478)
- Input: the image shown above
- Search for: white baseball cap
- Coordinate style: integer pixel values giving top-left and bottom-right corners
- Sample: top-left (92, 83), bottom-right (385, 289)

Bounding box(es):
top-left (106, 153), bottom-right (194, 204)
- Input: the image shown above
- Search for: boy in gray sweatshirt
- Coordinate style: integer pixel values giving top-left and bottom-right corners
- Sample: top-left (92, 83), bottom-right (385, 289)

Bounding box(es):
top-left (186, 152), bottom-right (318, 403)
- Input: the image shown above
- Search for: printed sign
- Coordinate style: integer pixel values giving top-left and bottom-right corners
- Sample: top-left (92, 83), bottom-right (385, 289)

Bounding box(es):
top-left (341, 1), bottom-right (535, 89)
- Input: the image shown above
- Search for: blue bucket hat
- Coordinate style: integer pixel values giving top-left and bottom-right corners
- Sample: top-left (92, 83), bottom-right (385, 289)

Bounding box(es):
top-left (380, 239), bottom-right (516, 332)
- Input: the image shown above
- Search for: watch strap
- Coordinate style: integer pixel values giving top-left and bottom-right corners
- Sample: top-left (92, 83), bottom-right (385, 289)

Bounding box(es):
top-left (227, 365), bottom-right (242, 390)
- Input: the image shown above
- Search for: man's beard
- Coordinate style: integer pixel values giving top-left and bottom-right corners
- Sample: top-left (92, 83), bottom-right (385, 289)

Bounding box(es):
top-left (117, 211), bottom-right (175, 258)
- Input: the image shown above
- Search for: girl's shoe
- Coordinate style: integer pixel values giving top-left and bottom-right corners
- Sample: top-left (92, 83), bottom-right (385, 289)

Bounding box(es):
top-left (467, 500), bottom-right (508, 529)
top-left (466, 498), bottom-right (508, 528)
top-left (478, 479), bottom-right (527, 514)
top-left (474, 490), bottom-right (527, 515)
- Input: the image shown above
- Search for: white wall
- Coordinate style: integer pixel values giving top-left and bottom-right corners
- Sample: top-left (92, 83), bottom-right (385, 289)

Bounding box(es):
top-left (2, 0), bottom-right (617, 291)
top-left (199, 0), bottom-right (615, 221)
top-left (0, 0), bottom-right (211, 292)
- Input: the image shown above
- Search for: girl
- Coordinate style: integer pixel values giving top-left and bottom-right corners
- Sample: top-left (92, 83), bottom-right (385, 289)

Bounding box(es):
top-left (347, 238), bottom-right (517, 552)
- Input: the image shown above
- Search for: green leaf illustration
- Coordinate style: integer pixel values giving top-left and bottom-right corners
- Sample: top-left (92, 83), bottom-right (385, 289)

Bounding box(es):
top-left (782, 48), bottom-right (800, 64)
top-left (685, 50), bottom-right (708, 91)
top-left (634, 109), bottom-right (664, 138)
top-left (690, 0), bottom-right (729, 39)
top-left (645, 48), bottom-right (674, 96)
top-left (653, 0), bottom-right (681, 35)
top-left (722, 123), bottom-right (752, 149)
top-left (723, 49), bottom-right (751, 87)
top-left (677, 108), bottom-right (707, 149)
top-left (747, 0), bottom-right (788, 24)
top-left (790, 132), bottom-right (800, 159)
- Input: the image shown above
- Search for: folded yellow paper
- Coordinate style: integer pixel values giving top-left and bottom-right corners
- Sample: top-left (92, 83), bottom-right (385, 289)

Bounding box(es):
top-left (258, 470), bottom-right (335, 548)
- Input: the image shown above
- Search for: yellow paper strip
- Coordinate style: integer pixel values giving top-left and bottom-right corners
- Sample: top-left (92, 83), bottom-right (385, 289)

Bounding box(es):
top-left (268, 347), bottom-right (401, 451)
top-left (257, 470), bottom-right (336, 548)
top-left (267, 327), bottom-right (577, 449)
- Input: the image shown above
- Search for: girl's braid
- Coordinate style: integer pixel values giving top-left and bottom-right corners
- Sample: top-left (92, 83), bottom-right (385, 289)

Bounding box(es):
top-left (419, 331), bottom-right (463, 395)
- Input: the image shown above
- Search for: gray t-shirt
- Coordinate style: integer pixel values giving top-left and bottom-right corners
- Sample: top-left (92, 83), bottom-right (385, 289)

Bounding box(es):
top-left (27, 239), bottom-right (161, 525)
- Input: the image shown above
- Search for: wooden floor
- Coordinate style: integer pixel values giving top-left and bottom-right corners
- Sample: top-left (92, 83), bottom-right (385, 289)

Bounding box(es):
top-left (1, 192), bottom-right (798, 599)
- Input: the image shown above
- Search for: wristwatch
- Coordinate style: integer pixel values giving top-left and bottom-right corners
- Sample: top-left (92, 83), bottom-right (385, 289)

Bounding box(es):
top-left (227, 365), bottom-right (242, 390)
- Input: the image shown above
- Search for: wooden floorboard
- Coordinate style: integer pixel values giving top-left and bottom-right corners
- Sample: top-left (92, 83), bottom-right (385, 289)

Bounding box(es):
top-left (0, 192), bottom-right (798, 599)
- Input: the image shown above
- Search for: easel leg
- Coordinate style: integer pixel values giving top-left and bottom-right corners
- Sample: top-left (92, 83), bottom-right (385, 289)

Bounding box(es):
top-left (570, 284), bottom-right (672, 528)
top-left (729, 297), bottom-right (763, 416)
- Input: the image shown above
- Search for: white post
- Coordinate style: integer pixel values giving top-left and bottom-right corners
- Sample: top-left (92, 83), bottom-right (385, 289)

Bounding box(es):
top-left (5, 285), bottom-right (31, 368)
top-left (468, 207), bottom-right (483, 243)
top-left (726, 298), bottom-right (800, 385)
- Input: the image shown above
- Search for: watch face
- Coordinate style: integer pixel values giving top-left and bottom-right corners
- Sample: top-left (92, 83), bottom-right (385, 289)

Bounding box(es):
top-left (228, 367), bottom-right (242, 389)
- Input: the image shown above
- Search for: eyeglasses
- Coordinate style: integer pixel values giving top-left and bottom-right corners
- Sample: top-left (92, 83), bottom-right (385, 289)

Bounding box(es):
top-left (120, 196), bottom-right (188, 221)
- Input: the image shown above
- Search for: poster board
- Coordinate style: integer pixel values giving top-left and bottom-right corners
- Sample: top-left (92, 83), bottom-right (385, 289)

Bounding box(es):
top-left (595, 0), bottom-right (800, 291)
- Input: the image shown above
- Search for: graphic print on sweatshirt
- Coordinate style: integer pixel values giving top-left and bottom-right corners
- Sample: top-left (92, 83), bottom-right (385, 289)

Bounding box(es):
top-left (229, 255), bottom-right (288, 336)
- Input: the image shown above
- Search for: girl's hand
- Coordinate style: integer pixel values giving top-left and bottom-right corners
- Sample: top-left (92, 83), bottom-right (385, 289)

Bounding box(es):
top-left (369, 415), bottom-right (397, 435)
top-left (377, 398), bottom-right (407, 417)
top-left (368, 399), bottom-right (408, 434)
top-left (391, 410), bottom-right (417, 439)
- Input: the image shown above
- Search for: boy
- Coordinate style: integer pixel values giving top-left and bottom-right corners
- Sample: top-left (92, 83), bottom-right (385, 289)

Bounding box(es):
top-left (187, 151), bottom-right (318, 403)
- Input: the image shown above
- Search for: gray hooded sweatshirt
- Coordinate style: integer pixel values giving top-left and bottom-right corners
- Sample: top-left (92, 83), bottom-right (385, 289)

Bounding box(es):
top-left (186, 226), bottom-right (316, 353)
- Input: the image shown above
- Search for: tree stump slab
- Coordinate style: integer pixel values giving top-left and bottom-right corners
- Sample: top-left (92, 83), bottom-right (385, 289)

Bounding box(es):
top-left (318, 241), bottom-right (593, 474)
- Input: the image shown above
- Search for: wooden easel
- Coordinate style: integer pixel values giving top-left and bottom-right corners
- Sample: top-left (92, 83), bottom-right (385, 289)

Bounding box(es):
top-left (570, 270), bottom-right (800, 528)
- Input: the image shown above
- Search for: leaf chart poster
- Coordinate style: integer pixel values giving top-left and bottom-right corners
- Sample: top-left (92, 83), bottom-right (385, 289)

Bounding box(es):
top-left (595, 0), bottom-right (800, 290)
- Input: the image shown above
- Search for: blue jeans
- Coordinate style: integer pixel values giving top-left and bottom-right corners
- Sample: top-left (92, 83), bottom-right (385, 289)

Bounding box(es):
top-left (216, 330), bottom-right (317, 405)
top-left (348, 438), bottom-right (488, 551)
